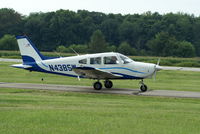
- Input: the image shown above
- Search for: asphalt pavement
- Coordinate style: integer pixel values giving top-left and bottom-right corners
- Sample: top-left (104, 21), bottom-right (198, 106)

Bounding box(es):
top-left (0, 58), bottom-right (22, 62)
top-left (0, 82), bottom-right (200, 98)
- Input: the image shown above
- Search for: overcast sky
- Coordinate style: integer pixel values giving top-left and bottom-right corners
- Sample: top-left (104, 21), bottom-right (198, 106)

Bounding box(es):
top-left (0, 0), bottom-right (199, 16)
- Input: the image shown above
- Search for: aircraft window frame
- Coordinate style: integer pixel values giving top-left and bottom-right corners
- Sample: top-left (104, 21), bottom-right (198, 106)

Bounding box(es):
top-left (90, 57), bottom-right (101, 64)
top-left (119, 55), bottom-right (133, 64)
top-left (104, 56), bottom-right (119, 64)
top-left (79, 58), bottom-right (87, 64)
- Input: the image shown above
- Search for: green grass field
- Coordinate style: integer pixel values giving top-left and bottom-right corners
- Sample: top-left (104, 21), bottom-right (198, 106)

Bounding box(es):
top-left (0, 62), bottom-right (200, 91)
top-left (0, 88), bottom-right (200, 134)
top-left (1, 61), bottom-right (200, 133)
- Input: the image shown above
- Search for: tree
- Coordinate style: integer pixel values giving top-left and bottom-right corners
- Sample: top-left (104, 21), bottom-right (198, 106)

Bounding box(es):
top-left (101, 19), bottom-right (120, 45)
top-left (146, 32), bottom-right (173, 56)
top-left (0, 8), bottom-right (199, 57)
top-left (176, 41), bottom-right (196, 57)
top-left (0, 8), bottom-right (23, 38)
top-left (0, 34), bottom-right (18, 50)
top-left (118, 42), bottom-right (137, 55)
top-left (119, 21), bottom-right (139, 47)
top-left (107, 45), bottom-right (117, 52)
top-left (56, 45), bottom-right (68, 53)
top-left (146, 32), bottom-right (196, 57)
top-left (88, 30), bottom-right (108, 53)
top-left (69, 44), bottom-right (88, 53)
top-left (193, 17), bottom-right (200, 56)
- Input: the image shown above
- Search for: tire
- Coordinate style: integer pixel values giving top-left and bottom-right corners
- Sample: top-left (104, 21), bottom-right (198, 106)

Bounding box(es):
top-left (93, 82), bottom-right (102, 90)
top-left (104, 80), bottom-right (113, 89)
top-left (140, 84), bottom-right (148, 92)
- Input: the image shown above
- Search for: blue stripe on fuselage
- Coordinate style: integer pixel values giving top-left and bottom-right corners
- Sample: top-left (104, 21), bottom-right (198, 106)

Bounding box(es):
top-left (20, 56), bottom-right (144, 80)
top-left (21, 55), bottom-right (78, 78)
top-left (41, 62), bottom-right (49, 68)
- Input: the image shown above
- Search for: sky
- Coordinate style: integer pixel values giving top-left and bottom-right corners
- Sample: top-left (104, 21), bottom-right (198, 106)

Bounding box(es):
top-left (0, 0), bottom-right (199, 16)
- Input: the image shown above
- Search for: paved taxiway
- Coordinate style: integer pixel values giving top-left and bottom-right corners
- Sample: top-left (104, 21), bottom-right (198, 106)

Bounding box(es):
top-left (0, 58), bottom-right (22, 62)
top-left (1, 82), bottom-right (200, 98)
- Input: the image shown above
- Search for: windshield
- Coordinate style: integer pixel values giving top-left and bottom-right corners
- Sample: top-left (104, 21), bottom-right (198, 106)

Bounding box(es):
top-left (119, 54), bottom-right (133, 64)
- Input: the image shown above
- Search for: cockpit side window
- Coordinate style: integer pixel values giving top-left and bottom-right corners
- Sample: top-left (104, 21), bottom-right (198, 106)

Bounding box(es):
top-left (120, 55), bottom-right (133, 64)
top-left (90, 57), bottom-right (101, 64)
top-left (79, 58), bottom-right (87, 64)
top-left (104, 56), bottom-right (119, 64)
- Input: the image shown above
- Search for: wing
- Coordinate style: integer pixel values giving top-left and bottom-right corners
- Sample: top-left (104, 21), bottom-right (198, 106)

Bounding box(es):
top-left (73, 67), bottom-right (122, 79)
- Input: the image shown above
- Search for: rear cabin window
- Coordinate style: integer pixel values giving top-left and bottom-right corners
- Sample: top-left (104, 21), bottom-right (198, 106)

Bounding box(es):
top-left (79, 59), bottom-right (87, 64)
top-left (104, 56), bottom-right (118, 64)
top-left (90, 57), bottom-right (101, 64)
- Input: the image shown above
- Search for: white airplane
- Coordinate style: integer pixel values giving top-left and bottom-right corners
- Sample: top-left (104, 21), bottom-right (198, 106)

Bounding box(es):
top-left (12, 36), bottom-right (162, 92)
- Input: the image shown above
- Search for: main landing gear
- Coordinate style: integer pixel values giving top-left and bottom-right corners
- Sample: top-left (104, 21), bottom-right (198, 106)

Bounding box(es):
top-left (104, 80), bottom-right (113, 88)
top-left (93, 79), bottom-right (148, 92)
top-left (93, 81), bottom-right (102, 90)
top-left (139, 79), bottom-right (148, 92)
top-left (93, 80), bottom-right (113, 90)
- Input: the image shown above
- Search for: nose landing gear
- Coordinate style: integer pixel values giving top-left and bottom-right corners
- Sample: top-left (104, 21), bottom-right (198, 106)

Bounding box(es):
top-left (139, 79), bottom-right (148, 92)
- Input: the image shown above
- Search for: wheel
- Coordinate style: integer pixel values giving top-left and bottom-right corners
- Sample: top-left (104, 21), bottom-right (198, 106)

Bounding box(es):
top-left (140, 84), bottom-right (148, 92)
top-left (93, 82), bottom-right (102, 90)
top-left (104, 80), bottom-right (113, 89)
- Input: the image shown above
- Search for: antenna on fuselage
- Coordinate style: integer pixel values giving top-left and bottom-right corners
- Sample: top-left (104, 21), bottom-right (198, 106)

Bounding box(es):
top-left (70, 47), bottom-right (79, 56)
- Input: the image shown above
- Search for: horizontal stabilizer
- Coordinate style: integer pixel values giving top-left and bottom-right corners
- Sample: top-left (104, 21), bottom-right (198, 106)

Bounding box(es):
top-left (11, 64), bottom-right (32, 69)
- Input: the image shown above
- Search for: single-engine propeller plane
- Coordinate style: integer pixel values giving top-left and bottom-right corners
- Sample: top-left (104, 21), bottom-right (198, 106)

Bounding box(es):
top-left (12, 36), bottom-right (162, 92)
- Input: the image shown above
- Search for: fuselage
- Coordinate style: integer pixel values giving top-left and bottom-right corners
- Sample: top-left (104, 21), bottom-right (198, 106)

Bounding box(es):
top-left (23, 52), bottom-right (157, 80)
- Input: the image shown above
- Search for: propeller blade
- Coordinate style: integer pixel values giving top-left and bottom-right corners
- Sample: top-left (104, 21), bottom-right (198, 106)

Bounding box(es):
top-left (153, 70), bottom-right (157, 81)
top-left (157, 58), bottom-right (160, 65)
top-left (153, 58), bottom-right (162, 81)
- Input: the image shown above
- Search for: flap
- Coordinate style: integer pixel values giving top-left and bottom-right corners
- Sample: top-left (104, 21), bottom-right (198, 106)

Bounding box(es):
top-left (73, 67), bottom-right (122, 79)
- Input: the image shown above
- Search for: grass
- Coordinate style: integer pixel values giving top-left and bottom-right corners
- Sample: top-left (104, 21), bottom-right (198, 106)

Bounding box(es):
top-left (0, 88), bottom-right (200, 134)
top-left (1, 61), bottom-right (200, 134)
top-left (1, 50), bottom-right (200, 67)
top-left (0, 62), bottom-right (200, 91)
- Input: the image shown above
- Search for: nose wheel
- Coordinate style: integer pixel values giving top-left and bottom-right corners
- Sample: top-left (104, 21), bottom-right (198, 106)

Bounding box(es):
top-left (139, 79), bottom-right (148, 92)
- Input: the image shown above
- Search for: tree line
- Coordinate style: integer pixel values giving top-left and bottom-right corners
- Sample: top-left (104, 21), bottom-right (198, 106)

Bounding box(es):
top-left (0, 8), bottom-right (200, 57)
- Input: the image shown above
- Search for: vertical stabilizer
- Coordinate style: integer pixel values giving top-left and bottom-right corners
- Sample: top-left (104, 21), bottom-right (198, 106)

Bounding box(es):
top-left (16, 36), bottom-right (46, 64)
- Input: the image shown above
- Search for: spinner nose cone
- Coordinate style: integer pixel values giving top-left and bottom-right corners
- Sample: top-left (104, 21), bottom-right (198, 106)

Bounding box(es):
top-left (155, 65), bottom-right (162, 71)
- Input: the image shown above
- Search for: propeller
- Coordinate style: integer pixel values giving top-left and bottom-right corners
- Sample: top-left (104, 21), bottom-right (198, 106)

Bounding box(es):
top-left (153, 58), bottom-right (162, 81)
